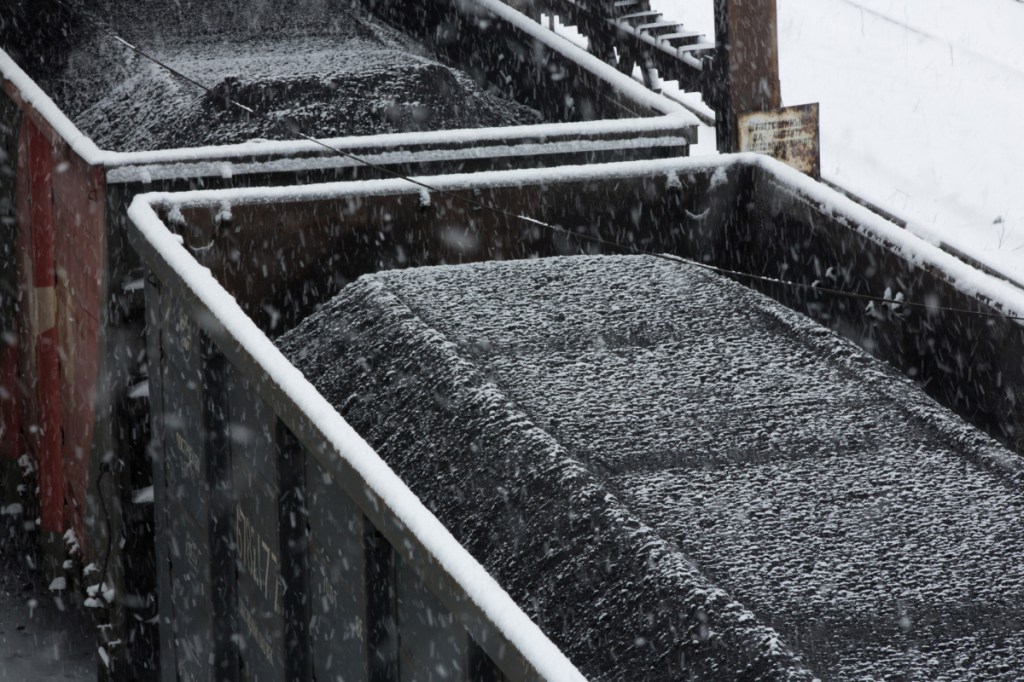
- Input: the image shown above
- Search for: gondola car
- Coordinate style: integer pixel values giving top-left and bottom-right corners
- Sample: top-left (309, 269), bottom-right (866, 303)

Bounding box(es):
top-left (129, 156), bottom-right (1024, 681)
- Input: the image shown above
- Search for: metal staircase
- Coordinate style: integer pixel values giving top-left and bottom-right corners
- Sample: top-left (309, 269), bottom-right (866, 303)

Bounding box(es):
top-left (530, 0), bottom-right (716, 96)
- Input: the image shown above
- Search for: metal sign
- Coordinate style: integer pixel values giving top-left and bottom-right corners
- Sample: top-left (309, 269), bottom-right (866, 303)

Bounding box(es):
top-left (739, 103), bottom-right (820, 177)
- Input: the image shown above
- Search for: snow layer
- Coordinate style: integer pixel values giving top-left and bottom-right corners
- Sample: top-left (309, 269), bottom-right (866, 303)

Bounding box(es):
top-left (0, 551), bottom-right (94, 680)
top-left (653, 0), bottom-right (1024, 283)
top-left (0, 51), bottom-right (105, 164)
top-left (278, 254), bottom-right (1024, 680)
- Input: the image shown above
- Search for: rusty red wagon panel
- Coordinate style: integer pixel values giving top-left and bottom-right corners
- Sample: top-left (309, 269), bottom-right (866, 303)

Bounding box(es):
top-left (6, 103), bottom-right (106, 559)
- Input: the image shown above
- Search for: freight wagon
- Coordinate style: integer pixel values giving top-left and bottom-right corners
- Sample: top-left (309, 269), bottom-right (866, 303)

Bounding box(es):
top-left (0, 1), bottom-right (704, 674)
top-left (127, 154), bottom-right (1024, 681)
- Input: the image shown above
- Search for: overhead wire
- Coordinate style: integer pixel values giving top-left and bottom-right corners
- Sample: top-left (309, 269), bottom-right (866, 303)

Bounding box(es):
top-left (52, 0), bottom-right (1024, 324)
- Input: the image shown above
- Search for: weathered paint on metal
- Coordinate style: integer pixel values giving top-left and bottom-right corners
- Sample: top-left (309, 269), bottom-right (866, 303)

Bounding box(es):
top-left (306, 458), bottom-right (368, 682)
top-left (168, 496), bottom-right (225, 682)
top-left (155, 292), bottom-right (237, 682)
top-left (739, 103), bottom-right (820, 178)
top-left (396, 554), bottom-right (472, 682)
top-left (223, 360), bottom-right (313, 682)
top-left (26, 120), bottom-right (64, 539)
top-left (12, 104), bottom-right (35, 507)
top-left (0, 86), bottom-right (21, 475)
top-left (7, 100), bottom-right (108, 556)
top-left (52, 144), bottom-right (105, 550)
top-left (197, 338), bottom-right (241, 682)
top-left (160, 302), bottom-right (207, 519)
top-left (142, 272), bottom-right (178, 682)
top-left (233, 459), bottom-right (287, 680)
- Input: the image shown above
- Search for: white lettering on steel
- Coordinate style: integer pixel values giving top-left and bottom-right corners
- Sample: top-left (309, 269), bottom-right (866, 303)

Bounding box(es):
top-left (235, 505), bottom-right (281, 614)
top-left (240, 600), bottom-right (276, 664)
top-left (174, 432), bottom-right (201, 479)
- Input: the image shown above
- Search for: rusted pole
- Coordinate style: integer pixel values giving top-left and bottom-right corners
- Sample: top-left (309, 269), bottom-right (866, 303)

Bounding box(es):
top-left (712, 0), bottom-right (782, 153)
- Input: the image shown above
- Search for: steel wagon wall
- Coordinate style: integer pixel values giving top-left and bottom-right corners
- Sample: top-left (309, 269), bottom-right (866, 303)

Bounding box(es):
top-left (150, 156), bottom-right (1024, 458)
top-left (0, 84), bottom-right (21, 507)
top-left (128, 161), bottom-right (745, 682)
top-left (129, 199), bottom-right (591, 682)
top-left (153, 155), bottom-right (1024, 460)
top-left (742, 164), bottom-right (1024, 454)
top-left (0, 80), bottom-right (107, 574)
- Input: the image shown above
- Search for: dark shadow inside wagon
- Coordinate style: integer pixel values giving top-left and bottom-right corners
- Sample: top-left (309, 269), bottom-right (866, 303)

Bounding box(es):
top-left (171, 159), bottom-right (1024, 456)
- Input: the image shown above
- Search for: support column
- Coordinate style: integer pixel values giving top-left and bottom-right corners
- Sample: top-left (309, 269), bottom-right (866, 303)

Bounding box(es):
top-left (712, 0), bottom-right (782, 153)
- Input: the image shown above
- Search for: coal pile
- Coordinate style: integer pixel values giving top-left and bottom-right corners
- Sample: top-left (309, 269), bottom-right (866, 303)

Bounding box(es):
top-left (277, 254), bottom-right (1024, 680)
top-left (26, 1), bottom-right (542, 152)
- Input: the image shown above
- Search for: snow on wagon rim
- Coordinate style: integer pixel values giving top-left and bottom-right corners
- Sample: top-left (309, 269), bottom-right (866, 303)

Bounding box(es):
top-left (0, 0), bottom-right (698, 170)
top-left (133, 153), bottom-right (1024, 327)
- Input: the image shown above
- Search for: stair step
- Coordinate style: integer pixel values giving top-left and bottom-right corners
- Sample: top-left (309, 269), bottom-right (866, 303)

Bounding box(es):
top-left (637, 20), bottom-right (685, 37)
top-left (618, 10), bottom-right (662, 26)
top-left (670, 41), bottom-right (716, 56)
top-left (612, 3), bottom-right (650, 19)
top-left (659, 30), bottom-right (704, 46)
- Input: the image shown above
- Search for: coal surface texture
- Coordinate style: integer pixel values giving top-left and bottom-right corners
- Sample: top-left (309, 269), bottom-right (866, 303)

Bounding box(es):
top-left (32, 1), bottom-right (541, 152)
top-left (278, 254), bottom-right (1024, 681)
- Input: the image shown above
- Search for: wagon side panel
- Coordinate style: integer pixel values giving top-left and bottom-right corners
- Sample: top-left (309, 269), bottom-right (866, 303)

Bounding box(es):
top-left (52, 143), bottom-right (106, 552)
top-left (0, 85), bottom-right (22, 501)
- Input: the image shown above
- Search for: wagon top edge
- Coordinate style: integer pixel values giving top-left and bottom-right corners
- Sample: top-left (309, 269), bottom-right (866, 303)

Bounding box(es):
top-left (0, 0), bottom-right (701, 172)
top-left (130, 153), bottom-right (1024, 324)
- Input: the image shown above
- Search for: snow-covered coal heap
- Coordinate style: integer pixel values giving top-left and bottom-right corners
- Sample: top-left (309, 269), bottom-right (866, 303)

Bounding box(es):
top-left (30, 1), bottom-right (541, 151)
top-left (278, 255), bottom-right (1024, 681)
